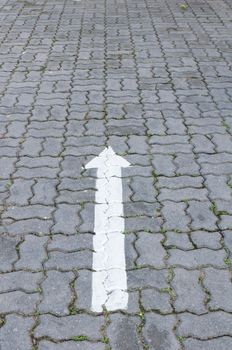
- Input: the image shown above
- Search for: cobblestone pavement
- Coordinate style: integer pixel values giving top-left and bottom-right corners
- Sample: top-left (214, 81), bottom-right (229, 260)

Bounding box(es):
top-left (0, 0), bottom-right (232, 349)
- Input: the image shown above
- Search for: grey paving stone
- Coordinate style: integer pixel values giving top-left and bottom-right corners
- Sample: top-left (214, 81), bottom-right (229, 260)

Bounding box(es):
top-left (48, 234), bottom-right (93, 251)
top-left (124, 202), bottom-right (160, 218)
top-left (8, 179), bottom-right (34, 205)
top-left (224, 231), bottom-right (232, 255)
top-left (17, 156), bottom-right (60, 168)
top-left (168, 248), bottom-right (226, 268)
top-left (0, 271), bottom-right (43, 293)
top-left (60, 156), bottom-right (84, 178)
top-left (165, 232), bottom-right (193, 249)
top-left (151, 135), bottom-right (188, 145)
top-left (39, 271), bottom-right (74, 315)
top-left (191, 231), bottom-right (222, 249)
top-left (0, 315), bottom-right (34, 350)
top-left (198, 152), bottom-right (231, 165)
top-left (183, 337), bottom-right (232, 350)
top-left (130, 177), bottom-right (157, 202)
top-left (3, 218), bottom-right (53, 236)
top-left (41, 138), bottom-right (63, 157)
top-left (125, 215), bottom-right (162, 233)
top-left (127, 268), bottom-right (168, 290)
top-left (52, 204), bottom-right (81, 234)
top-left (57, 189), bottom-right (95, 204)
top-left (79, 203), bottom-right (95, 233)
top-left (125, 154), bottom-right (150, 167)
top-left (31, 179), bottom-right (57, 205)
top-left (166, 118), bottom-right (186, 135)
top-left (127, 291), bottom-right (140, 314)
top-left (64, 145), bottom-right (103, 158)
top-left (159, 188), bottom-right (208, 202)
top-left (122, 166), bottom-right (152, 179)
top-left (2, 205), bottom-right (53, 220)
top-left (0, 157), bottom-right (16, 179)
top-left (152, 143), bottom-right (192, 154)
top-left (158, 176), bottom-right (203, 189)
top-left (205, 175), bottom-right (231, 200)
top-left (0, 180), bottom-right (8, 193)
top-left (108, 135), bottom-right (128, 154)
top-left (108, 119), bottom-right (145, 136)
top-left (0, 291), bottom-right (39, 314)
top-left (175, 154), bottom-right (199, 175)
top-left (218, 214), bottom-right (232, 230)
top-left (141, 288), bottom-right (172, 313)
top-left (107, 314), bottom-right (142, 350)
top-left (191, 134), bottom-right (215, 154)
top-left (38, 341), bottom-right (105, 350)
top-left (187, 201), bottom-right (217, 230)
top-left (200, 160), bottom-right (232, 176)
top-left (28, 128), bottom-right (64, 138)
top-left (212, 201), bottom-right (232, 217)
top-left (204, 268), bottom-right (232, 312)
top-left (59, 177), bottom-right (95, 192)
top-left (211, 134), bottom-right (232, 153)
top-left (128, 135), bottom-right (148, 154)
top-left (125, 233), bottom-right (137, 269)
top-left (15, 167), bottom-right (58, 179)
top-left (16, 235), bottom-right (48, 270)
top-left (162, 201), bottom-right (190, 231)
top-left (135, 233), bottom-right (166, 267)
top-left (152, 154), bottom-right (176, 176)
top-left (143, 314), bottom-right (179, 350)
top-left (1, 0), bottom-right (232, 346)
top-left (45, 250), bottom-right (92, 271)
top-left (34, 314), bottom-right (104, 340)
top-left (178, 312), bottom-right (232, 339)
top-left (75, 269), bottom-right (92, 310)
top-left (173, 268), bottom-right (206, 314)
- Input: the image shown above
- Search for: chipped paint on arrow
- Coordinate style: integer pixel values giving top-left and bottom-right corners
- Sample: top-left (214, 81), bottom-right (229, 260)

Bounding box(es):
top-left (85, 147), bottom-right (130, 312)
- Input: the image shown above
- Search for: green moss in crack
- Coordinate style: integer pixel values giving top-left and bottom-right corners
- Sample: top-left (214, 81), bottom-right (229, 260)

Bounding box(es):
top-left (72, 335), bottom-right (89, 341)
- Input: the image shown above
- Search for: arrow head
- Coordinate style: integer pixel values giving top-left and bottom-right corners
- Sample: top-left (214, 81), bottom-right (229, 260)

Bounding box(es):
top-left (85, 147), bottom-right (131, 169)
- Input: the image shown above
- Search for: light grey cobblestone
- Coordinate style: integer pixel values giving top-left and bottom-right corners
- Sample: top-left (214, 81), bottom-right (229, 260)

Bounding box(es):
top-left (0, 0), bottom-right (232, 347)
top-left (38, 341), bottom-right (106, 350)
top-left (0, 236), bottom-right (20, 272)
top-left (39, 271), bottom-right (74, 315)
top-left (178, 312), bottom-right (232, 339)
top-left (165, 232), bottom-right (193, 250)
top-left (0, 291), bottom-right (39, 314)
top-left (187, 201), bottom-right (218, 230)
top-left (15, 235), bottom-right (48, 270)
top-left (172, 268), bottom-right (206, 314)
top-left (141, 289), bottom-right (172, 314)
top-left (107, 315), bottom-right (142, 350)
top-left (34, 315), bottom-right (104, 341)
top-left (183, 337), bottom-right (232, 350)
top-left (143, 314), bottom-right (179, 350)
top-left (204, 268), bottom-right (232, 312)
top-left (135, 233), bottom-right (166, 267)
top-left (168, 248), bottom-right (226, 268)
top-left (0, 315), bottom-right (34, 350)
top-left (162, 201), bottom-right (190, 231)
top-left (191, 231), bottom-right (222, 249)
top-left (0, 271), bottom-right (43, 293)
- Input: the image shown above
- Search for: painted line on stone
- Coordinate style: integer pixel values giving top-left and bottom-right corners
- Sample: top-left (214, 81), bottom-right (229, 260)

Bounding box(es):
top-left (85, 147), bottom-right (130, 312)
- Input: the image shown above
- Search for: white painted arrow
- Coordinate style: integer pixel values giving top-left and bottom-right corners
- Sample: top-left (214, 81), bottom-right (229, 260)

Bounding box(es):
top-left (85, 147), bottom-right (130, 312)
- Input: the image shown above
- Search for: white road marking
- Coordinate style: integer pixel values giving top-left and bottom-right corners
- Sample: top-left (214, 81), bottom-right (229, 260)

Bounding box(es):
top-left (85, 147), bottom-right (130, 312)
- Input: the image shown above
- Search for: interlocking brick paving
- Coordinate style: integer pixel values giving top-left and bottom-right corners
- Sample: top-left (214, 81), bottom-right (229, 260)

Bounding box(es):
top-left (0, 0), bottom-right (232, 349)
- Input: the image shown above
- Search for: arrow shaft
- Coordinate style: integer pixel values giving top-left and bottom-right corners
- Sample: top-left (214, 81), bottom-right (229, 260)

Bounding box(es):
top-left (91, 168), bottom-right (128, 312)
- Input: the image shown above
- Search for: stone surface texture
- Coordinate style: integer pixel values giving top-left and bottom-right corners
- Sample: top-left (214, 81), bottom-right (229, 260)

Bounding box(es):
top-left (0, 0), bottom-right (232, 348)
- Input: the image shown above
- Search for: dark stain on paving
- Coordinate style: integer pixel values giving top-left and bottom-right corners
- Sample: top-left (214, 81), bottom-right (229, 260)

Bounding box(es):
top-left (115, 318), bottom-right (140, 350)
top-left (146, 324), bottom-right (170, 350)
